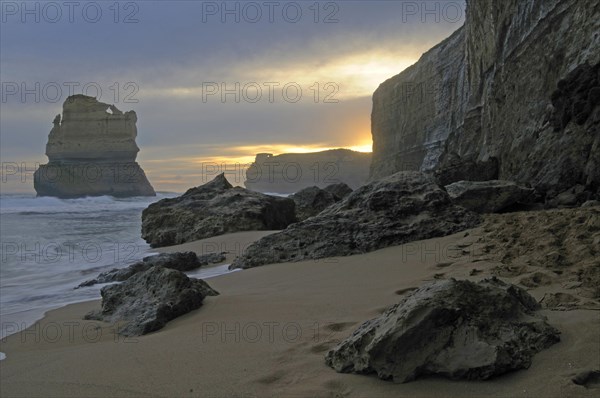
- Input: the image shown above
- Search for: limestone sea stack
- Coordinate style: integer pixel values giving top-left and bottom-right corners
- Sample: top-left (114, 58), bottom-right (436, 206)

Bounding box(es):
top-left (34, 95), bottom-right (155, 198)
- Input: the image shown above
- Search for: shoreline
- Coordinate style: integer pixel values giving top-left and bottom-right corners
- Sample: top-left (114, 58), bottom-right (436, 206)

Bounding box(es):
top-left (0, 231), bottom-right (277, 349)
top-left (1, 222), bottom-right (598, 397)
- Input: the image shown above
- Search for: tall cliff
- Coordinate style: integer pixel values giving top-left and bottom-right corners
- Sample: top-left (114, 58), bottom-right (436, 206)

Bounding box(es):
top-left (371, 0), bottom-right (600, 200)
top-left (244, 149), bottom-right (371, 194)
top-left (34, 95), bottom-right (156, 198)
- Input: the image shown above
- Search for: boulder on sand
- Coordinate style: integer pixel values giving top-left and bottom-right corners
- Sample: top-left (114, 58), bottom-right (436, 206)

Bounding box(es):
top-left (85, 266), bottom-right (218, 336)
top-left (231, 172), bottom-right (480, 269)
top-left (325, 278), bottom-right (560, 383)
top-left (141, 173), bottom-right (297, 247)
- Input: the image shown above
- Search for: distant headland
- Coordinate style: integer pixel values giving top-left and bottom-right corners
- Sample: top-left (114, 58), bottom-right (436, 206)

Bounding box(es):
top-left (244, 149), bottom-right (371, 194)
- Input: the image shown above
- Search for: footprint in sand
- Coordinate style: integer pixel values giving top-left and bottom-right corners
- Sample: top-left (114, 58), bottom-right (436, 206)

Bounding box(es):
top-left (310, 342), bottom-right (333, 354)
top-left (323, 379), bottom-right (352, 397)
top-left (255, 370), bottom-right (288, 385)
top-left (308, 322), bottom-right (357, 354)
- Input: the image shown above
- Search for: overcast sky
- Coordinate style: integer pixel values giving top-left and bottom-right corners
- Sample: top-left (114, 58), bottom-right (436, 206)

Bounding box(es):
top-left (1, 0), bottom-right (465, 193)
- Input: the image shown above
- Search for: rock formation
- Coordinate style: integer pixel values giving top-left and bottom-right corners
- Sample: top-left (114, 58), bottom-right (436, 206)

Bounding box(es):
top-left (230, 172), bottom-right (480, 269)
top-left (77, 251), bottom-right (225, 288)
top-left (325, 278), bottom-right (560, 383)
top-left (290, 185), bottom-right (340, 221)
top-left (445, 180), bottom-right (534, 213)
top-left (244, 149), bottom-right (371, 194)
top-left (34, 95), bottom-right (155, 198)
top-left (322, 183), bottom-right (353, 200)
top-left (85, 266), bottom-right (218, 336)
top-left (141, 173), bottom-right (296, 247)
top-left (370, 0), bottom-right (600, 203)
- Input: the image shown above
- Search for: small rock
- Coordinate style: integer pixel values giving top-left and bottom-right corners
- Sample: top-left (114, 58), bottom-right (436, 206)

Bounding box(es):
top-left (444, 180), bottom-right (533, 213)
top-left (77, 251), bottom-right (214, 288)
top-left (582, 200), bottom-right (600, 208)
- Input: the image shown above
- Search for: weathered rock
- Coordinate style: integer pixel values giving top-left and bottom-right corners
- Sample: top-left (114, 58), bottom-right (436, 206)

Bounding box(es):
top-left (323, 183), bottom-right (353, 200)
top-left (582, 200), bottom-right (600, 208)
top-left (230, 172), bottom-right (480, 269)
top-left (325, 278), bottom-right (560, 383)
top-left (142, 173), bottom-right (296, 247)
top-left (370, 0), bottom-right (600, 200)
top-left (34, 95), bottom-right (155, 198)
top-left (77, 251), bottom-right (225, 288)
top-left (244, 149), bottom-right (371, 194)
top-left (444, 180), bottom-right (534, 213)
top-left (290, 186), bottom-right (339, 221)
top-left (85, 266), bottom-right (218, 336)
top-left (548, 185), bottom-right (592, 207)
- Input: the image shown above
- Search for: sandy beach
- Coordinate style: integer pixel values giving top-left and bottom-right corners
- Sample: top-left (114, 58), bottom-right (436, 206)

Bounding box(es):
top-left (1, 214), bottom-right (598, 398)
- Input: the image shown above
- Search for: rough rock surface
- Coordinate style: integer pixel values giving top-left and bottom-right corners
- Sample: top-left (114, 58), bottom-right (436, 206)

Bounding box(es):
top-left (77, 251), bottom-right (225, 288)
top-left (323, 183), bottom-right (353, 200)
top-left (445, 180), bottom-right (534, 213)
top-left (34, 95), bottom-right (155, 198)
top-left (325, 278), bottom-right (560, 383)
top-left (370, 0), bottom-right (600, 201)
top-left (85, 266), bottom-right (218, 336)
top-left (142, 173), bottom-right (296, 247)
top-left (244, 149), bottom-right (371, 194)
top-left (230, 172), bottom-right (480, 269)
top-left (290, 186), bottom-right (339, 221)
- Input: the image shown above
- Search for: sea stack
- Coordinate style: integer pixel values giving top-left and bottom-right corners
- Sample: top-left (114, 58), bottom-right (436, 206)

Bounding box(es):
top-left (34, 95), bottom-right (155, 198)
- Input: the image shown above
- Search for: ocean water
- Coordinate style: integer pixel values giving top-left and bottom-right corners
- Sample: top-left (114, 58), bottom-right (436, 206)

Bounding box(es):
top-left (0, 193), bottom-right (234, 344)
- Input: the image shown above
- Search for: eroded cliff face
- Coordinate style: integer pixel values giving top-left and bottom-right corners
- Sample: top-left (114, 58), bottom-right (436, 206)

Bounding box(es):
top-left (34, 95), bottom-right (155, 198)
top-left (371, 0), bottom-right (600, 200)
top-left (244, 149), bottom-right (371, 194)
top-left (371, 27), bottom-right (468, 178)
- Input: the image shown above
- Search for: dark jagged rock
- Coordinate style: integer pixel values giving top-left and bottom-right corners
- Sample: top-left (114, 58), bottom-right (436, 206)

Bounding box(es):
top-left (34, 95), bottom-right (155, 198)
top-left (77, 251), bottom-right (225, 288)
top-left (325, 278), bottom-right (560, 383)
top-left (141, 173), bottom-right (296, 247)
top-left (370, 1), bottom-right (600, 201)
top-left (230, 172), bottom-right (480, 269)
top-left (290, 186), bottom-right (339, 221)
top-left (323, 183), bottom-right (353, 200)
top-left (444, 180), bottom-right (534, 213)
top-left (85, 266), bottom-right (218, 336)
